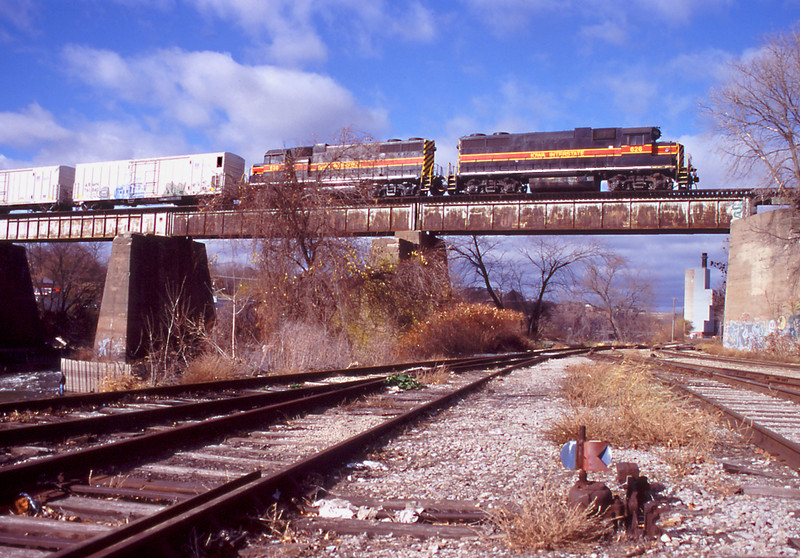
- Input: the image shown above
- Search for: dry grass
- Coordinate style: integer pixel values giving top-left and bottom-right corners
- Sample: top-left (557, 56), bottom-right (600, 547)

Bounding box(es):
top-left (365, 396), bottom-right (402, 409)
top-left (546, 361), bottom-right (717, 450)
top-left (182, 353), bottom-right (243, 384)
top-left (697, 338), bottom-right (800, 363)
top-left (260, 320), bottom-right (356, 374)
top-left (98, 373), bottom-right (146, 392)
top-left (415, 365), bottom-right (452, 385)
top-left (659, 443), bottom-right (712, 477)
top-left (493, 481), bottom-right (612, 552)
top-left (397, 303), bottom-right (529, 359)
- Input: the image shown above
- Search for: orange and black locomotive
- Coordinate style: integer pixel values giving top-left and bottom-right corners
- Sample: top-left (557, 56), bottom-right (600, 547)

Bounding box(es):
top-left (454, 126), bottom-right (698, 195)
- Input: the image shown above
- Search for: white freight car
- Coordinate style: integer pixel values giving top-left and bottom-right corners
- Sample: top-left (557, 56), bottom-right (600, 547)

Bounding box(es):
top-left (0, 166), bottom-right (75, 212)
top-left (73, 152), bottom-right (245, 208)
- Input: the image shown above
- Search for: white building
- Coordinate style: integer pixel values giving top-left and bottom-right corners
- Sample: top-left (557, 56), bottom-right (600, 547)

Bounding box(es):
top-left (684, 253), bottom-right (716, 338)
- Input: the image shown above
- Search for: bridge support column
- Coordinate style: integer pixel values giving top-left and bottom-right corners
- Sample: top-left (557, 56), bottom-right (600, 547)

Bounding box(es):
top-left (370, 231), bottom-right (447, 265)
top-left (94, 234), bottom-right (215, 362)
top-left (723, 208), bottom-right (800, 351)
top-left (0, 244), bottom-right (46, 366)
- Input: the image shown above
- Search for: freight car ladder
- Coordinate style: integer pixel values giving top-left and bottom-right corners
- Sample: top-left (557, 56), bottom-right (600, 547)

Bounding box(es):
top-left (676, 159), bottom-right (699, 189)
top-left (446, 164), bottom-right (458, 194)
top-left (675, 146), bottom-right (699, 190)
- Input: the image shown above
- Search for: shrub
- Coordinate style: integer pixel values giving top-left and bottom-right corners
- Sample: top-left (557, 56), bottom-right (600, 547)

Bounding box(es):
top-left (397, 303), bottom-right (529, 359)
top-left (98, 373), bottom-right (146, 392)
top-left (546, 361), bottom-right (717, 450)
top-left (182, 353), bottom-right (243, 384)
top-left (260, 320), bottom-right (356, 374)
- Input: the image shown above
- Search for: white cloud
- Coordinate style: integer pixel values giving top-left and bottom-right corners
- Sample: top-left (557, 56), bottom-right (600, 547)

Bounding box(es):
top-left (0, 0), bottom-right (36, 39)
top-left (0, 105), bottom-right (189, 168)
top-left (188, 0), bottom-right (436, 65)
top-left (61, 46), bottom-right (388, 162)
top-left (463, 0), bottom-right (733, 45)
top-left (0, 104), bottom-right (70, 148)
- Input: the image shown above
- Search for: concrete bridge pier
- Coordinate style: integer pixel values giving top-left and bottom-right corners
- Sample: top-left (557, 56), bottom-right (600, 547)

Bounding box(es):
top-left (370, 231), bottom-right (447, 265)
top-left (723, 208), bottom-right (800, 351)
top-left (94, 233), bottom-right (215, 362)
top-left (0, 244), bottom-right (46, 365)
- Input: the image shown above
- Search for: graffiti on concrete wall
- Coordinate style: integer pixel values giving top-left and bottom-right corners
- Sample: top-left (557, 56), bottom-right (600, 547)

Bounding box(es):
top-left (724, 312), bottom-right (800, 350)
top-left (96, 336), bottom-right (127, 360)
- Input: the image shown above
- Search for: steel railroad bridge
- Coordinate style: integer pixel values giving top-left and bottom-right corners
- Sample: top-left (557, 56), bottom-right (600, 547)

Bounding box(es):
top-left (0, 189), bottom-right (755, 242)
top-left (0, 189), bottom-right (757, 365)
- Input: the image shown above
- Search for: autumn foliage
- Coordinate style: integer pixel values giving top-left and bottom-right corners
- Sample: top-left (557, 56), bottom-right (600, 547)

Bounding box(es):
top-left (397, 303), bottom-right (529, 358)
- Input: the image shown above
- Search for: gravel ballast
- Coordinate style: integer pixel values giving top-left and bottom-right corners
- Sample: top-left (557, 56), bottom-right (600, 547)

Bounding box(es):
top-left (243, 353), bottom-right (800, 557)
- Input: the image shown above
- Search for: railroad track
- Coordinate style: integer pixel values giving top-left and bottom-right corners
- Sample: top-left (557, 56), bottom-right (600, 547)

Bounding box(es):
top-left (651, 348), bottom-right (800, 404)
top-left (598, 349), bottom-right (800, 471)
top-left (0, 348), bottom-right (585, 557)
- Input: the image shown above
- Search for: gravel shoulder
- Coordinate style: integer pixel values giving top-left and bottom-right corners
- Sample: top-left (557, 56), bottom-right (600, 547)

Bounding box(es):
top-left (243, 353), bottom-right (800, 557)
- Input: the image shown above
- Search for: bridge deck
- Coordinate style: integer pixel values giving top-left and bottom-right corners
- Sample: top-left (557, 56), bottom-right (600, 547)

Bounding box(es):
top-left (0, 191), bottom-right (753, 242)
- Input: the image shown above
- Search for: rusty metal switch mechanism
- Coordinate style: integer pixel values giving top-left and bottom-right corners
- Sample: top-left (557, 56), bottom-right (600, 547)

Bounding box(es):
top-left (562, 426), bottom-right (668, 539)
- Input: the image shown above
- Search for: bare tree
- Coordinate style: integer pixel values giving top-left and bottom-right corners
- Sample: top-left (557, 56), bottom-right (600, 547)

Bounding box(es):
top-left (579, 253), bottom-right (654, 343)
top-left (516, 238), bottom-right (600, 337)
top-left (705, 27), bottom-right (800, 213)
top-left (232, 130), bottom-right (454, 369)
top-left (239, 130), bottom-right (373, 339)
top-left (141, 279), bottom-right (213, 385)
top-left (449, 236), bottom-right (601, 338)
top-left (448, 235), bottom-right (509, 309)
top-left (27, 242), bottom-right (107, 348)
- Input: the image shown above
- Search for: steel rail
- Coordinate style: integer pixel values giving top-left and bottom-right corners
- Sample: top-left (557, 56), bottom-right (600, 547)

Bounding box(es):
top-left (52, 350), bottom-right (580, 558)
top-left (0, 352), bottom-right (538, 447)
top-left (657, 348), bottom-right (800, 374)
top-left (0, 351), bottom-right (536, 416)
top-left (0, 377), bottom-right (385, 448)
top-left (0, 377), bottom-right (387, 501)
top-left (0, 350), bottom-right (544, 500)
top-left (596, 351), bottom-right (800, 404)
top-left (658, 375), bottom-right (800, 470)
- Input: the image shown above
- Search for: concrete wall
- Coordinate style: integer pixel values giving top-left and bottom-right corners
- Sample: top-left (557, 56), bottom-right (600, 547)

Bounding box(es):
top-left (723, 208), bottom-right (800, 350)
top-left (0, 243), bottom-right (44, 350)
top-left (94, 234), bottom-right (215, 361)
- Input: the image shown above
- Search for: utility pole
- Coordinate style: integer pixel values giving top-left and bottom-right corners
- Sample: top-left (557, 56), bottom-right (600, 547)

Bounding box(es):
top-left (671, 297), bottom-right (676, 342)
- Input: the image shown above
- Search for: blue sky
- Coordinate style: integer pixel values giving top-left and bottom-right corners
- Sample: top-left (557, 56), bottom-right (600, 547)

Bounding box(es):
top-left (2, 0), bottom-right (799, 311)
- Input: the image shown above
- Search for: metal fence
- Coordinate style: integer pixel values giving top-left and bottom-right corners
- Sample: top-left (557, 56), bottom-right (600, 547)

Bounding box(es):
top-left (61, 358), bottom-right (134, 393)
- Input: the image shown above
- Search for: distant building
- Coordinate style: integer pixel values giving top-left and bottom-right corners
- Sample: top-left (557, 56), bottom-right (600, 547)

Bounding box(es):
top-left (684, 253), bottom-right (716, 338)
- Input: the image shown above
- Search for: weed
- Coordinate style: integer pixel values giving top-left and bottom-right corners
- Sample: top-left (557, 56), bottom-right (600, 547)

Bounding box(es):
top-left (260, 320), bottom-right (355, 374)
top-left (98, 373), bottom-right (146, 392)
top-left (493, 481), bottom-right (612, 552)
top-left (385, 373), bottom-right (423, 390)
top-left (258, 503), bottom-right (294, 542)
top-left (416, 365), bottom-right (452, 385)
top-left (546, 361), bottom-right (717, 451)
top-left (182, 353), bottom-right (243, 383)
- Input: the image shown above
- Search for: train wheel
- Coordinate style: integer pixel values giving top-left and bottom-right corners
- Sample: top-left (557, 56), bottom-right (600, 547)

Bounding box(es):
top-left (607, 176), bottom-right (624, 191)
top-left (465, 179), bottom-right (482, 195)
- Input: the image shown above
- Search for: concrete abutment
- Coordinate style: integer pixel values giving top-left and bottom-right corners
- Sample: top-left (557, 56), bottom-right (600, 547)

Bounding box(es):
top-left (723, 208), bottom-right (800, 350)
top-left (94, 233), bottom-right (215, 362)
top-left (0, 243), bottom-right (48, 368)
